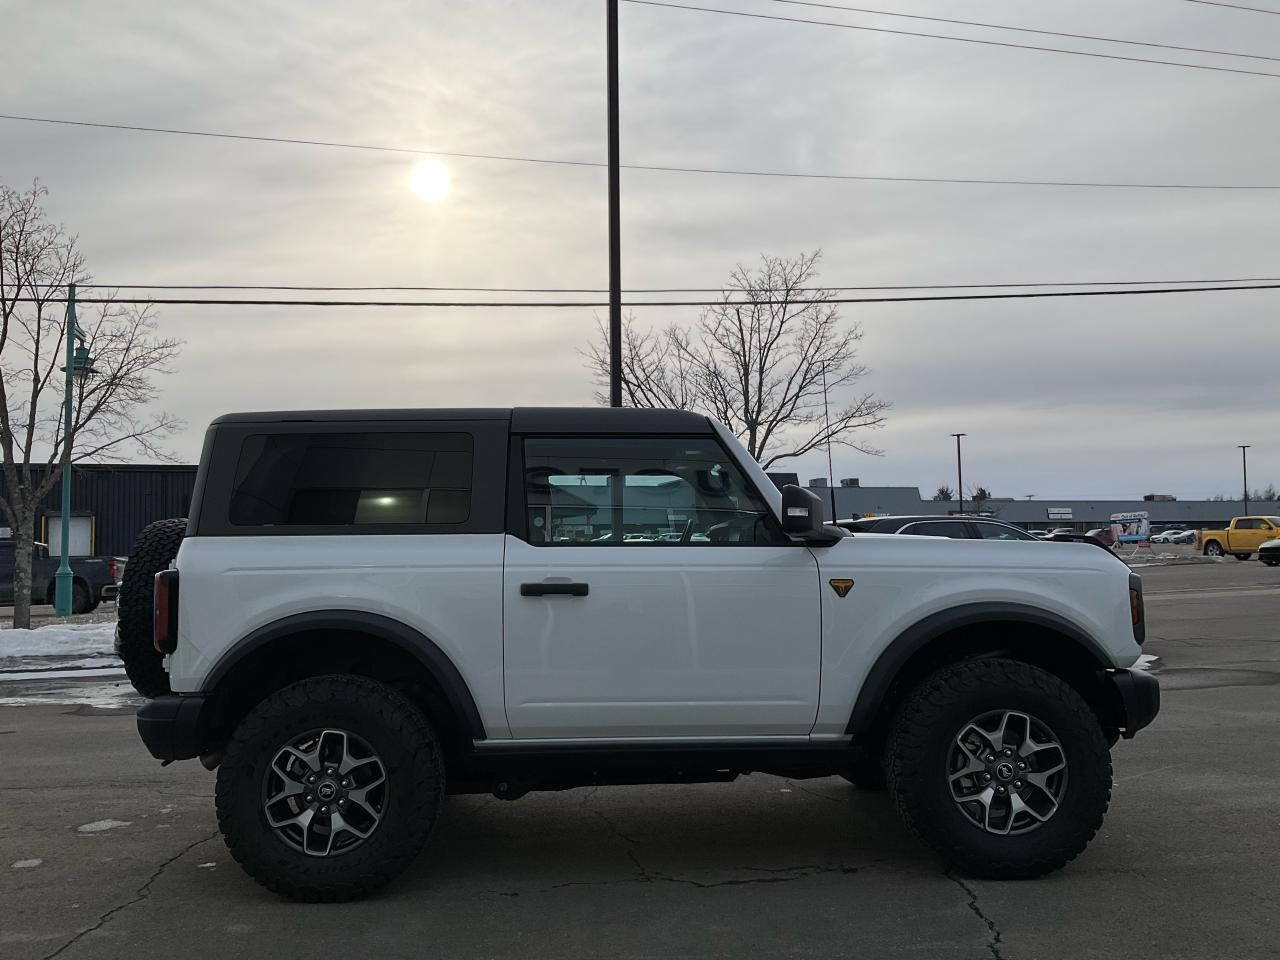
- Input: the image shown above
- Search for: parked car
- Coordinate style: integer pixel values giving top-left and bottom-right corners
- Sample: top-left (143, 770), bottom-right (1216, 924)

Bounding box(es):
top-left (1028, 529), bottom-right (1050, 538)
top-left (1259, 538), bottom-right (1280, 567)
top-left (1048, 527), bottom-right (1075, 537)
top-left (1149, 529), bottom-right (1184, 544)
top-left (0, 540), bottom-right (120, 613)
top-left (123, 408), bottom-right (1157, 901)
top-left (836, 515), bottom-right (1041, 541)
top-left (1168, 529), bottom-right (1196, 545)
top-left (1194, 516), bottom-right (1280, 559)
top-left (1085, 528), bottom-right (1117, 547)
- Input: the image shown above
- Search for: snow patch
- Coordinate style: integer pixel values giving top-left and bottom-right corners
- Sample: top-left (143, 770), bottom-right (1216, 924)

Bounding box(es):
top-left (0, 623), bottom-right (117, 657)
top-left (77, 819), bottom-right (131, 833)
top-left (197, 862), bottom-right (216, 869)
top-left (12, 859), bottom-right (43, 868)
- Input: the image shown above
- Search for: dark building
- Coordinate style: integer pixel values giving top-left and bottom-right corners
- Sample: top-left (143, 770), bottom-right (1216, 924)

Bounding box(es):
top-left (0, 464), bottom-right (197, 557)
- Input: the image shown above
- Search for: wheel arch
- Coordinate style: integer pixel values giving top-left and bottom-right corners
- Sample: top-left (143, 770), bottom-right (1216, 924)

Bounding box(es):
top-left (202, 610), bottom-right (486, 754)
top-left (845, 603), bottom-right (1117, 747)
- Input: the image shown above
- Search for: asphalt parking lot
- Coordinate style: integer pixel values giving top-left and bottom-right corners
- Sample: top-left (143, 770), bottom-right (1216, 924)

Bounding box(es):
top-left (2, 560), bottom-right (1277, 960)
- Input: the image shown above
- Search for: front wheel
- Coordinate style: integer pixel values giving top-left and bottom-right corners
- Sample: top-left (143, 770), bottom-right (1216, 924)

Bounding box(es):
top-left (886, 658), bottom-right (1111, 880)
top-left (1233, 553), bottom-right (1251, 561)
top-left (216, 675), bottom-right (445, 902)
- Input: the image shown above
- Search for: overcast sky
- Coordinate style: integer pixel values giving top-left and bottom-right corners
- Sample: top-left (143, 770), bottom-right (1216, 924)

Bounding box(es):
top-left (4, 0), bottom-right (1278, 499)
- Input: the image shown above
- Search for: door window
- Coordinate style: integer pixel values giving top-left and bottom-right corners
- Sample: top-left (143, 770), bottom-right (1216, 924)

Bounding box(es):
top-left (1236, 519), bottom-right (1261, 530)
top-left (522, 437), bottom-right (787, 545)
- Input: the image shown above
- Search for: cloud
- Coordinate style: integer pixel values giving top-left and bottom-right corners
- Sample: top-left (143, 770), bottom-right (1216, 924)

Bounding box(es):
top-left (2, 0), bottom-right (1277, 496)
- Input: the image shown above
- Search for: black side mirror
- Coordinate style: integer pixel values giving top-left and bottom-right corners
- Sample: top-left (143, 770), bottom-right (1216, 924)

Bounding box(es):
top-left (781, 485), bottom-right (826, 539)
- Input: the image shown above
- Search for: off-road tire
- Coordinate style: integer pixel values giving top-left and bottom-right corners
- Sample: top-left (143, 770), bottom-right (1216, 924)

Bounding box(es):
top-left (886, 658), bottom-right (1111, 880)
top-left (216, 675), bottom-right (445, 903)
top-left (115, 517), bottom-right (186, 698)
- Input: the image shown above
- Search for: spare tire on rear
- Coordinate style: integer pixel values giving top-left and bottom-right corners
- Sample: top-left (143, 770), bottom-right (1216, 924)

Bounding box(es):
top-left (116, 518), bottom-right (187, 699)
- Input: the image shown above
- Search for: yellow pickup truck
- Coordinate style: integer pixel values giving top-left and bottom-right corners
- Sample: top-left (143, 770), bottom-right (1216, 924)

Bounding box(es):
top-left (1195, 516), bottom-right (1280, 559)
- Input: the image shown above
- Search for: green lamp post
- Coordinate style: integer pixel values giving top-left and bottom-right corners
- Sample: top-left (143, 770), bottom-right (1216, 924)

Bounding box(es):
top-left (54, 284), bottom-right (98, 616)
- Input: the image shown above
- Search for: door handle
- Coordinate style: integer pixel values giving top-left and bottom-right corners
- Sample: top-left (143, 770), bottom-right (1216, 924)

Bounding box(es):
top-left (520, 582), bottom-right (589, 597)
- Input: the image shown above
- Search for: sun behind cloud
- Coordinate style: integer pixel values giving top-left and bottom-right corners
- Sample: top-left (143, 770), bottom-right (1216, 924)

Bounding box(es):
top-left (408, 159), bottom-right (450, 202)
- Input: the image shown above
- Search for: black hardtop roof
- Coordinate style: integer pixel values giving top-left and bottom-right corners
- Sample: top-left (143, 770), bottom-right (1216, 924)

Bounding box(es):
top-left (210, 407), bottom-right (715, 435)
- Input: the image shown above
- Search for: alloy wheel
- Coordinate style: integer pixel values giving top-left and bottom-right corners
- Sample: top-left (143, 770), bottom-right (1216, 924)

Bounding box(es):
top-left (262, 728), bottom-right (387, 857)
top-left (948, 709), bottom-right (1068, 836)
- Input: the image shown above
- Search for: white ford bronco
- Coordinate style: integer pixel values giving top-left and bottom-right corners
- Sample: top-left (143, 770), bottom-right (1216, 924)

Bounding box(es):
top-left (120, 407), bottom-right (1158, 901)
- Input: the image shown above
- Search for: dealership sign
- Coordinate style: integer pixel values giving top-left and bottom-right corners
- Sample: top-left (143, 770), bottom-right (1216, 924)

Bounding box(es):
top-left (1110, 511), bottom-right (1151, 544)
top-left (1047, 507), bottom-right (1073, 521)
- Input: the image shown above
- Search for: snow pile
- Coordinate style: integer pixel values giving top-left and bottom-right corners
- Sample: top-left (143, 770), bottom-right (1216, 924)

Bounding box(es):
top-left (0, 622), bottom-right (117, 658)
top-left (0, 622), bottom-right (120, 674)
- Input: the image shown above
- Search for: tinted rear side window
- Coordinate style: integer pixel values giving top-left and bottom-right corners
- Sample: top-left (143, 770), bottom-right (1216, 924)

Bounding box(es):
top-left (230, 432), bottom-right (472, 527)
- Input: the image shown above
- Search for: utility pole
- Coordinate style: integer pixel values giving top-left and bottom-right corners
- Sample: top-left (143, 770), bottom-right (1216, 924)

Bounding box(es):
top-left (1239, 444), bottom-right (1251, 514)
top-left (606, 0), bottom-right (623, 408)
top-left (951, 433), bottom-right (966, 515)
top-left (822, 368), bottom-right (837, 522)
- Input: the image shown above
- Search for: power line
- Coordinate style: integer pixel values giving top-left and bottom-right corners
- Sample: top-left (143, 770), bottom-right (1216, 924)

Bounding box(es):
top-left (3, 114), bottom-right (1277, 189)
top-left (32, 276), bottom-right (1280, 293)
top-left (1183, 0), bottom-right (1280, 14)
top-left (18, 283), bottom-right (1280, 308)
top-left (621, 0), bottom-right (1280, 80)
top-left (767, 0), bottom-right (1280, 62)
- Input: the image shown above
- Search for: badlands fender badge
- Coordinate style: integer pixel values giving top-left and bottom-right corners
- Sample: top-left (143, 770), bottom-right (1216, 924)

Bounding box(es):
top-left (828, 579), bottom-right (854, 598)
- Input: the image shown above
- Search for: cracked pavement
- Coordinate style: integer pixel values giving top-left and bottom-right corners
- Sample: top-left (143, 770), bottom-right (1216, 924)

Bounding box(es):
top-left (2, 562), bottom-right (1278, 959)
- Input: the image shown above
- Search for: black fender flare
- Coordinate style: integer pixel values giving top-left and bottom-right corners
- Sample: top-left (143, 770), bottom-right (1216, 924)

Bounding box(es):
top-left (203, 610), bottom-right (486, 740)
top-left (845, 602), bottom-right (1112, 737)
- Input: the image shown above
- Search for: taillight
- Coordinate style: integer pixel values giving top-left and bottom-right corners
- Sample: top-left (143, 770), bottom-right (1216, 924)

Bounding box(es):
top-left (1128, 573), bottom-right (1145, 646)
top-left (153, 570), bottom-right (179, 654)
top-left (107, 558), bottom-right (117, 580)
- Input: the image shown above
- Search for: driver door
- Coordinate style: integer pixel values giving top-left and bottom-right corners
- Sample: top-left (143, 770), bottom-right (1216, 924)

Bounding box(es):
top-left (502, 435), bottom-right (822, 740)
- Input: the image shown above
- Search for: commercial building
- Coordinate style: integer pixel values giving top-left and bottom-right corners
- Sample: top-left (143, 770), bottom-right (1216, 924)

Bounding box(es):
top-left (0, 464), bottom-right (196, 557)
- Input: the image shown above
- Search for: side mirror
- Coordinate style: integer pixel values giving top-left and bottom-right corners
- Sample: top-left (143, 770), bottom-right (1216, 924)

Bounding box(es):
top-left (781, 485), bottom-right (826, 539)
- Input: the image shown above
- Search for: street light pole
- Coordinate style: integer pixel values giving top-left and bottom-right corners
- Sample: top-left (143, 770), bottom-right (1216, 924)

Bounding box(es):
top-left (1239, 445), bottom-right (1251, 514)
top-left (606, 0), bottom-right (623, 408)
top-left (53, 283), bottom-right (98, 616)
top-left (951, 433), bottom-right (966, 515)
top-left (53, 284), bottom-right (78, 616)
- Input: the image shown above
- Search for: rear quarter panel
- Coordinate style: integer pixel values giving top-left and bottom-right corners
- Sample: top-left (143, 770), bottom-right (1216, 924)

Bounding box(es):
top-left (811, 534), bottom-right (1139, 737)
top-left (169, 533), bottom-right (510, 738)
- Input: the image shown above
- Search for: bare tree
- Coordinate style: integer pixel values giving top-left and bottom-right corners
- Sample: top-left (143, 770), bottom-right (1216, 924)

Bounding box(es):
top-left (1, 181), bottom-right (182, 628)
top-left (933, 485), bottom-right (954, 501)
top-left (585, 252), bottom-right (889, 468)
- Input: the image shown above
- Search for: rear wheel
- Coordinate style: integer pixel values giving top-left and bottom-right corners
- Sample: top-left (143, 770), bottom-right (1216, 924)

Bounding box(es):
top-left (1204, 541), bottom-right (1223, 557)
top-left (115, 518), bottom-right (186, 698)
top-left (886, 658), bottom-right (1111, 880)
top-left (216, 675), bottom-right (445, 902)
